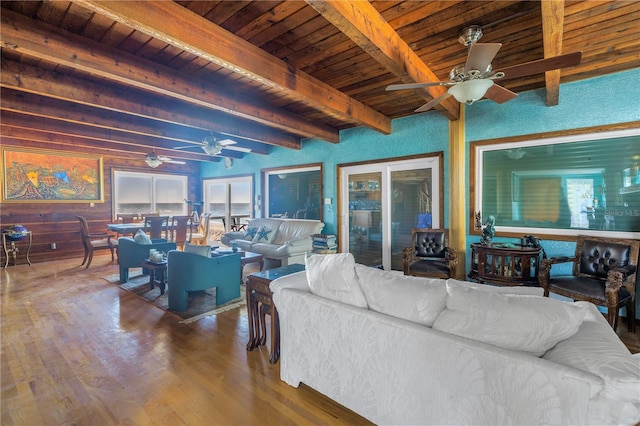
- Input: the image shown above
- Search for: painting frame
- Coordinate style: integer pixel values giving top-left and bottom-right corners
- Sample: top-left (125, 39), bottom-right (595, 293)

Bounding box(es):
top-left (2, 146), bottom-right (104, 203)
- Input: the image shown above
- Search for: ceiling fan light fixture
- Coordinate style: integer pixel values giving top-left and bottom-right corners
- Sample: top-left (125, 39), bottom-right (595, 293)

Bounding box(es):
top-left (202, 144), bottom-right (222, 156)
top-left (145, 155), bottom-right (163, 168)
top-left (448, 79), bottom-right (493, 104)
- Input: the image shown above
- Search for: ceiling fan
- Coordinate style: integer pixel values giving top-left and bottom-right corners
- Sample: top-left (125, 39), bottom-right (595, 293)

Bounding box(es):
top-left (144, 150), bottom-right (185, 168)
top-left (174, 135), bottom-right (252, 156)
top-left (386, 26), bottom-right (582, 112)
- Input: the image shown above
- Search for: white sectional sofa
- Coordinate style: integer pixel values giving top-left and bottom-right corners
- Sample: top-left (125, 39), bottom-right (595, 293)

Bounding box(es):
top-left (221, 217), bottom-right (324, 267)
top-left (271, 253), bottom-right (640, 426)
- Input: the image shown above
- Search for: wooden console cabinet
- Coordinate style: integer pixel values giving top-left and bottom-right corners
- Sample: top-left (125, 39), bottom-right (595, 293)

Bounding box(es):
top-left (469, 243), bottom-right (542, 286)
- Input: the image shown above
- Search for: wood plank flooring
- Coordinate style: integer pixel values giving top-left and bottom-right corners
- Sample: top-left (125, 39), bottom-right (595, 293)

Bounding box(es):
top-left (2, 254), bottom-right (638, 425)
top-left (1, 255), bottom-right (371, 425)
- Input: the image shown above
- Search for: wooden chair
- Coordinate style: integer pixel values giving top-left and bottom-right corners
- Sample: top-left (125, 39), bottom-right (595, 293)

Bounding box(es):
top-left (144, 215), bottom-right (169, 240)
top-left (76, 215), bottom-right (117, 268)
top-left (402, 228), bottom-right (458, 279)
top-left (170, 215), bottom-right (191, 250)
top-left (190, 212), bottom-right (211, 245)
top-left (539, 235), bottom-right (639, 332)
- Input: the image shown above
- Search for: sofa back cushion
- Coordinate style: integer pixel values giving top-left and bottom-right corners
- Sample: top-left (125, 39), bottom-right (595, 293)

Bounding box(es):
top-left (306, 253), bottom-right (368, 308)
top-left (272, 219), bottom-right (324, 245)
top-left (356, 265), bottom-right (447, 327)
top-left (184, 243), bottom-right (211, 257)
top-left (433, 285), bottom-right (587, 356)
top-left (542, 308), bottom-right (640, 402)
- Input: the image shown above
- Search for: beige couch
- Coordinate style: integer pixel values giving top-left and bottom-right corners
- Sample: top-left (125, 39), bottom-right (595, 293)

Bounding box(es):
top-left (221, 217), bottom-right (324, 267)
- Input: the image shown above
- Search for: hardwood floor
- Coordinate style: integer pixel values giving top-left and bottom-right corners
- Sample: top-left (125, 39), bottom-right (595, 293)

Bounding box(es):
top-left (2, 254), bottom-right (638, 425)
top-left (1, 255), bottom-right (371, 425)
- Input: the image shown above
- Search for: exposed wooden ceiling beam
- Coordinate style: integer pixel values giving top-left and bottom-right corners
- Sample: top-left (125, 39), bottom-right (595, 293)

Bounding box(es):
top-left (541, 0), bottom-right (565, 106)
top-left (0, 9), bottom-right (338, 143)
top-left (74, 0), bottom-right (391, 135)
top-left (306, 0), bottom-right (459, 121)
top-left (0, 125), bottom-right (207, 167)
top-left (1, 111), bottom-right (250, 161)
top-left (0, 59), bottom-right (294, 150)
top-left (0, 88), bottom-right (271, 156)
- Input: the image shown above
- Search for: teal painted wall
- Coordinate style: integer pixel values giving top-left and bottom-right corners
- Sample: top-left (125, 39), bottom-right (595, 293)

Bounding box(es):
top-left (202, 68), bottom-right (640, 315)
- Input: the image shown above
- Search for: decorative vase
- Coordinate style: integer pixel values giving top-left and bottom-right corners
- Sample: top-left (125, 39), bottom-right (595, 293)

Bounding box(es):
top-left (4, 225), bottom-right (29, 241)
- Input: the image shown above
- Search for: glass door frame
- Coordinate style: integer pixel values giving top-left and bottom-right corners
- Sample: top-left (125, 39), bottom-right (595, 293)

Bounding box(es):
top-left (338, 152), bottom-right (443, 270)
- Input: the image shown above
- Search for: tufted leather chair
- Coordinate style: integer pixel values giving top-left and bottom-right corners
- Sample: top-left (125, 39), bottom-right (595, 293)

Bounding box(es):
top-left (538, 235), bottom-right (639, 332)
top-left (402, 228), bottom-right (458, 279)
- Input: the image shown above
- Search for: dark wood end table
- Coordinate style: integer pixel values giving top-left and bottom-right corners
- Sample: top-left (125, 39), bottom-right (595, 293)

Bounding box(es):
top-left (246, 263), bottom-right (305, 364)
top-left (140, 259), bottom-right (168, 294)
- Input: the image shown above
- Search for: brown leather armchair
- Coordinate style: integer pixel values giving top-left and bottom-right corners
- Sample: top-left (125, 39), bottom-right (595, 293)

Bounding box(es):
top-left (402, 228), bottom-right (458, 279)
top-left (538, 235), bottom-right (639, 332)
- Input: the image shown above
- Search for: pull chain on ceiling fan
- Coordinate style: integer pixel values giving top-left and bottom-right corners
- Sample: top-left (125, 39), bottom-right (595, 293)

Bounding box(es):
top-left (386, 26), bottom-right (582, 112)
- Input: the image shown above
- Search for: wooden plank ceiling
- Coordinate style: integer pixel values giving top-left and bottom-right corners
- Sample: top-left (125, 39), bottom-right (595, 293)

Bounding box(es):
top-left (1, 1), bottom-right (638, 166)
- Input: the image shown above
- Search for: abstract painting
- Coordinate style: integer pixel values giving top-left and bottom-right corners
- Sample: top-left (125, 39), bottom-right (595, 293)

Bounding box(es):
top-left (2, 147), bottom-right (103, 202)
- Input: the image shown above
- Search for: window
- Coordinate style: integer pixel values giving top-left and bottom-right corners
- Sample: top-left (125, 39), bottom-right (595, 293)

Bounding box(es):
top-left (202, 175), bottom-right (253, 231)
top-left (113, 171), bottom-right (188, 217)
top-left (262, 164), bottom-right (322, 220)
top-left (471, 123), bottom-right (640, 239)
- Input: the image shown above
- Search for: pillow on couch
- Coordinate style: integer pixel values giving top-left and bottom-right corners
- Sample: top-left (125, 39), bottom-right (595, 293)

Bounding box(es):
top-left (543, 309), bottom-right (640, 402)
top-left (356, 265), bottom-right (447, 327)
top-left (253, 225), bottom-right (277, 243)
top-left (243, 226), bottom-right (260, 241)
top-left (134, 229), bottom-right (152, 245)
top-left (433, 285), bottom-right (587, 356)
top-left (306, 253), bottom-right (368, 308)
top-left (446, 278), bottom-right (545, 296)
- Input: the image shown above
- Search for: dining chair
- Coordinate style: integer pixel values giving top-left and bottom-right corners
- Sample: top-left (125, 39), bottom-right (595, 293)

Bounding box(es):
top-left (76, 215), bottom-right (118, 268)
top-left (170, 215), bottom-right (191, 250)
top-left (144, 215), bottom-right (169, 240)
top-left (190, 212), bottom-right (211, 245)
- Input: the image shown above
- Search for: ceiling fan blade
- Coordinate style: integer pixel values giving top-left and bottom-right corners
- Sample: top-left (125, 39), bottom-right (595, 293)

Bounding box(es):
top-left (173, 145), bottom-right (202, 150)
top-left (164, 159), bottom-right (186, 165)
top-left (465, 43), bottom-right (502, 73)
top-left (216, 139), bottom-right (237, 146)
top-left (496, 51), bottom-right (582, 80)
top-left (386, 81), bottom-right (452, 91)
top-left (414, 92), bottom-right (451, 113)
top-left (225, 146), bottom-right (252, 153)
top-left (484, 84), bottom-right (518, 104)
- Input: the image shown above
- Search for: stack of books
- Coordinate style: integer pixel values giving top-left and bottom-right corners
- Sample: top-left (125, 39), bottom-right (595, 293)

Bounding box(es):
top-left (312, 234), bottom-right (337, 254)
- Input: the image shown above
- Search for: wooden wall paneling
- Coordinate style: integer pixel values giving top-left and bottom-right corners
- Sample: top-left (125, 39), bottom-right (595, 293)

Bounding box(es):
top-left (0, 141), bottom-right (201, 265)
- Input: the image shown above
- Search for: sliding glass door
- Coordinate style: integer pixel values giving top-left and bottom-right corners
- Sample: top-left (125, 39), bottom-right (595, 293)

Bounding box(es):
top-left (203, 176), bottom-right (253, 239)
top-left (339, 154), bottom-right (442, 270)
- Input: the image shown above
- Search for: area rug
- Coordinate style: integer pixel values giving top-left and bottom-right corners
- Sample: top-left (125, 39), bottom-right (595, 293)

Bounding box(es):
top-left (103, 268), bottom-right (246, 324)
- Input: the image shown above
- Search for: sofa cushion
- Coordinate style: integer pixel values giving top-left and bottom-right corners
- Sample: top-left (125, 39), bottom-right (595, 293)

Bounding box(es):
top-left (433, 285), bottom-right (587, 356)
top-left (543, 307), bottom-right (640, 402)
top-left (356, 265), bottom-right (447, 327)
top-left (306, 253), bottom-right (368, 308)
top-left (184, 243), bottom-right (211, 257)
top-left (134, 229), bottom-right (152, 245)
top-left (243, 225), bottom-right (260, 241)
top-left (272, 219), bottom-right (323, 245)
top-left (446, 278), bottom-right (545, 296)
top-left (253, 225), bottom-right (277, 243)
